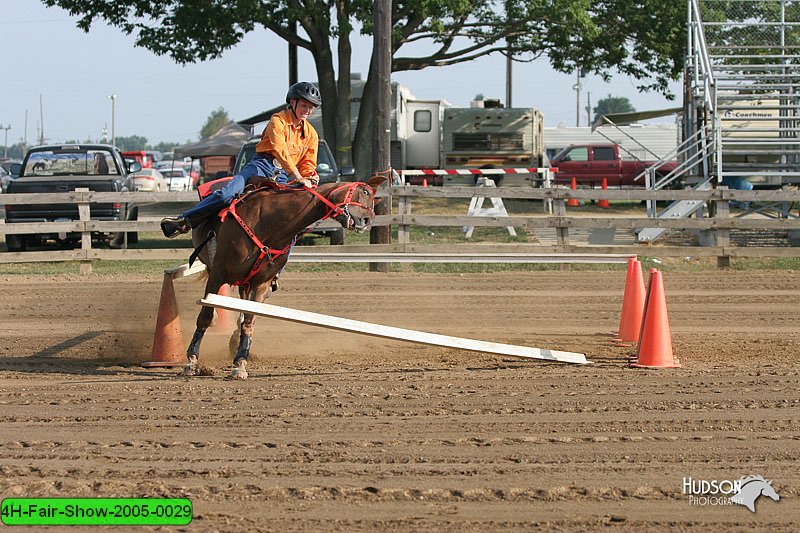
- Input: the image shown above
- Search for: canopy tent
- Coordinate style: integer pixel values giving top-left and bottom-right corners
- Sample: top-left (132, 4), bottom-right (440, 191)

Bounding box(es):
top-left (173, 121), bottom-right (250, 158)
top-left (591, 107), bottom-right (683, 130)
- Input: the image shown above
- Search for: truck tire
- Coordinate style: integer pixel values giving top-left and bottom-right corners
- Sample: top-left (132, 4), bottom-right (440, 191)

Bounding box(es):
top-left (126, 205), bottom-right (139, 244)
top-left (329, 228), bottom-right (345, 245)
top-left (6, 234), bottom-right (27, 252)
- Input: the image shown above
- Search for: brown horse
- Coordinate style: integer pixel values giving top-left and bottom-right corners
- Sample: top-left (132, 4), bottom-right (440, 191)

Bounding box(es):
top-left (184, 176), bottom-right (386, 379)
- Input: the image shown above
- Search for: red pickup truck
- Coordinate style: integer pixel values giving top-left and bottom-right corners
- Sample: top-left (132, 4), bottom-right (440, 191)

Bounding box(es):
top-left (549, 143), bottom-right (678, 187)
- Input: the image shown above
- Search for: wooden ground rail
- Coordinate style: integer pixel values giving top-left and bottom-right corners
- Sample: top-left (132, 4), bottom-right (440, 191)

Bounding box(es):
top-left (199, 293), bottom-right (591, 365)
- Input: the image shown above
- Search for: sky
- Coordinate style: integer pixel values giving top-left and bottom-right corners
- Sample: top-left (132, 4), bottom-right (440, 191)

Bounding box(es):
top-left (2, 1), bottom-right (682, 148)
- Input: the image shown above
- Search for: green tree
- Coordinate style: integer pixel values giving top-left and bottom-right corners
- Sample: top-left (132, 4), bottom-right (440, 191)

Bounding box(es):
top-left (42, 0), bottom-right (686, 174)
top-left (151, 141), bottom-right (183, 154)
top-left (200, 107), bottom-right (230, 140)
top-left (593, 95), bottom-right (636, 124)
top-left (3, 142), bottom-right (25, 160)
top-left (114, 135), bottom-right (148, 151)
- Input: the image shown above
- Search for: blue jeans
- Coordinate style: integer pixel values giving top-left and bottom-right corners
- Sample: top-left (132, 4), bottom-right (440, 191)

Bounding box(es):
top-left (182, 154), bottom-right (295, 222)
top-left (721, 176), bottom-right (753, 209)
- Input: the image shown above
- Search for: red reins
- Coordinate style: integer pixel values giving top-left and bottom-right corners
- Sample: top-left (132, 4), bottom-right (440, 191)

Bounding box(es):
top-left (218, 181), bottom-right (374, 288)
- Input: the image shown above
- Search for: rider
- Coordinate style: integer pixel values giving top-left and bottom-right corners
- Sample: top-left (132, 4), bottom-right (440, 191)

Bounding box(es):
top-left (160, 81), bottom-right (322, 238)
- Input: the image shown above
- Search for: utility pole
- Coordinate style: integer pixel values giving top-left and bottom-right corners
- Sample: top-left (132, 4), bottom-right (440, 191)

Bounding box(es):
top-left (573, 68), bottom-right (586, 127)
top-left (107, 94), bottom-right (117, 146)
top-left (586, 91), bottom-right (592, 127)
top-left (505, 42), bottom-right (513, 108)
top-left (288, 22), bottom-right (298, 86)
top-left (39, 95), bottom-right (45, 145)
top-left (0, 124), bottom-right (10, 158)
top-left (369, 0), bottom-right (391, 271)
top-left (23, 110), bottom-right (28, 155)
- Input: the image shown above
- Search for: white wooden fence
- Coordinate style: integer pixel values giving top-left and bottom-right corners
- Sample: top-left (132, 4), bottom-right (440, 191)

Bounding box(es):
top-left (1, 186), bottom-right (798, 272)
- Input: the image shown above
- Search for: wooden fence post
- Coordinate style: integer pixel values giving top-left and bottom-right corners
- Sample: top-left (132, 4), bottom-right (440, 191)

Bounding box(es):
top-left (552, 194), bottom-right (570, 271)
top-left (397, 193), bottom-right (411, 244)
top-left (715, 186), bottom-right (731, 268)
top-left (76, 188), bottom-right (92, 275)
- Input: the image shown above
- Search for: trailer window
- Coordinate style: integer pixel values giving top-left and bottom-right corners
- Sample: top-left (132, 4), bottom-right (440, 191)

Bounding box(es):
top-left (452, 133), bottom-right (524, 152)
top-left (414, 110), bottom-right (432, 132)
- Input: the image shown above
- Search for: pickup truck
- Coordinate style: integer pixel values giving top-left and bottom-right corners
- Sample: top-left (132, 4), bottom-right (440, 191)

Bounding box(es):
top-left (548, 143), bottom-right (678, 188)
top-left (4, 144), bottom-right (140, 252)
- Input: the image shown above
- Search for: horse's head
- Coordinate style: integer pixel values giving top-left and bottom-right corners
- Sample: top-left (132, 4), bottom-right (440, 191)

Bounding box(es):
top-left (327, 175), bottom-right (386, 233)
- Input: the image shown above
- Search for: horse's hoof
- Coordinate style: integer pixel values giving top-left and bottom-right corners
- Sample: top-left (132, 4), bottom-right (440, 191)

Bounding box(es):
top-left (182, 356), bottom-right (199, 376)
top-left (230, 359), bottom-right (248, 380)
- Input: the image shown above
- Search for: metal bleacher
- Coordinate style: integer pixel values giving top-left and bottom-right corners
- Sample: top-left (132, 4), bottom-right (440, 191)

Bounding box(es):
top-left (638, 0), bottom-right (800, 243)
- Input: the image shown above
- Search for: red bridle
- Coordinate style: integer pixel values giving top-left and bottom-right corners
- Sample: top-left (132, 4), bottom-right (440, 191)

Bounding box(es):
top-left (279, 180), bottom-right (377, 226)
top-left (219, 181), bottom-right (376, 288)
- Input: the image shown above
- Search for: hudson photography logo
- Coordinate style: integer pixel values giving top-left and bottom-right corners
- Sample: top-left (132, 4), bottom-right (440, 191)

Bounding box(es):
top-left (682, 475), bottom-right (780, 512)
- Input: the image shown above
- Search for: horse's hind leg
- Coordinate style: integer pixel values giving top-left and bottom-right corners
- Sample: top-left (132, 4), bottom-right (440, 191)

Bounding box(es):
top-left (230, 282), bottom-right (271, 380)
top-left (184, 275), bottom-right (225, 376)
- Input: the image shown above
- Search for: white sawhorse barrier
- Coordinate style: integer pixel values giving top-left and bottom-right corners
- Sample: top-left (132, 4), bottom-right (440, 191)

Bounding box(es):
top-left (199, 293), bottom-right (591, 365)
top-left (464, 177), bottom-right (516, 238)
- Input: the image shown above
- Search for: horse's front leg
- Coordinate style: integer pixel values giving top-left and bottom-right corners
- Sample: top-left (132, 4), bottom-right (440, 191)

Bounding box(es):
top-left (230, 281), bottom-right (272, 380)
top-left (183, 275), bottom-right (225, 376)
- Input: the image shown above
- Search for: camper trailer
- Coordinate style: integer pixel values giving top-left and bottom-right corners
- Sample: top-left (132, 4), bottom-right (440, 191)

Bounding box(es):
top-left (303, 77), bottom-right (545, 185)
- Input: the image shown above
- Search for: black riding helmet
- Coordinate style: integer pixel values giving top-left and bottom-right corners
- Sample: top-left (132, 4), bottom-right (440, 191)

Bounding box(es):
top-left (286, 82), bottom-right (322, 106)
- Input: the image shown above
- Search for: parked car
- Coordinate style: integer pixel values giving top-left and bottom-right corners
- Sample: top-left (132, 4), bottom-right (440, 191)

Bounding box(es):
top-left (160, 168), bottom-right (193, 191)
top-left (130, 168), bottom-right (169, 192)
top-left (0, 165), bottom-right (12, 193)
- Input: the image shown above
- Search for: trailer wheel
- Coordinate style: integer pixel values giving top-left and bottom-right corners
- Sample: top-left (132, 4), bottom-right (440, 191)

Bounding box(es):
top-left (329, 228), bottom-right (345, 245)
top-left (474, 164), bottom-right (503, 186)
top-left (126, 205), bottom-right (139, 244)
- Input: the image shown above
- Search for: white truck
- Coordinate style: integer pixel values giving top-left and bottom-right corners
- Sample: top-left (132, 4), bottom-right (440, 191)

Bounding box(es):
top-left (393, 99), bottom-right (546, 186)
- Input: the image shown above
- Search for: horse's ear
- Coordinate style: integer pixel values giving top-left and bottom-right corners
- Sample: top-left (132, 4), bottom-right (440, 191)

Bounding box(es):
top-left (366, 175), bottom-right (387, 192)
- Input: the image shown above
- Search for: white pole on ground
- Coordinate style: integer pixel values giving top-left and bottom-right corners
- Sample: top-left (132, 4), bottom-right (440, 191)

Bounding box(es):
top-left (199, 293), bottom-right (591, 365)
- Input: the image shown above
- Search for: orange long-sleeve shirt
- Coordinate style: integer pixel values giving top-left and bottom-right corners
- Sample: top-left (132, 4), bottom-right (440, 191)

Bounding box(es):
top-left (255, 108), bottom-right (318, 177)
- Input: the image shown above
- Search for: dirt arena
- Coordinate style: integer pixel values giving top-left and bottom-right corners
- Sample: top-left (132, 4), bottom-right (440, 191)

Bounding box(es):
top-left (1, 268), bottom-right (798, 531)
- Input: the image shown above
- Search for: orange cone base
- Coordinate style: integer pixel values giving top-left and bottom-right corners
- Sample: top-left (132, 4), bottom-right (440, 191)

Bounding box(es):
top-left (142, 273), bottom-right (185, 368)
top-left (631, 361), bottom-right (681, 369)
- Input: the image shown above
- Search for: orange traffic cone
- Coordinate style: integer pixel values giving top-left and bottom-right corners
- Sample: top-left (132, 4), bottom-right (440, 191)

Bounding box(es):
top-left (614, 258), bottom-right (646, 346)
top-left (422, 177), bottom-right (429, 187)
top-left (567, 177), bottom-right (579, 207)
top-left (598, 177), bottom-right (610, 208)
top-left (142, 273), bottom-right (185, 367)
top-left (631, 270), bottom-right (681, 368)
top-left (208, 284), bottom-right (236, 335)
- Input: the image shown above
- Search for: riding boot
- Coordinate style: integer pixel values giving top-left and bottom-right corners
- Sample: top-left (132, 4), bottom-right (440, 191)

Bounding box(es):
top-left (160, 216), bottom-right (191, 238)
top-left (271, 274), bottom-right (280, 293)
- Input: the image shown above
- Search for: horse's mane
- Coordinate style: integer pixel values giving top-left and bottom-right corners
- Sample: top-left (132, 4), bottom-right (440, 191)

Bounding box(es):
top-left (739, 475), bottom-right (769, 486)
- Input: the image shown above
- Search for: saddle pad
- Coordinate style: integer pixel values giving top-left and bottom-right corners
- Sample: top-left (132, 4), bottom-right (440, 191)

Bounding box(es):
top-left (197, 176), bottom-right (234, 199)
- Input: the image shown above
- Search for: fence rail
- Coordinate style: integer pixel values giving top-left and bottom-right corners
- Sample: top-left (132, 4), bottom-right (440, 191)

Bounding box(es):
top-left (1, 186), bottom-right (798, 270)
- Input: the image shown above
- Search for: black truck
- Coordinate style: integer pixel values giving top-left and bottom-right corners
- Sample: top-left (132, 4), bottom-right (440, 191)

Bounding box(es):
top-left (4, 144), bottom-right (140, 252)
